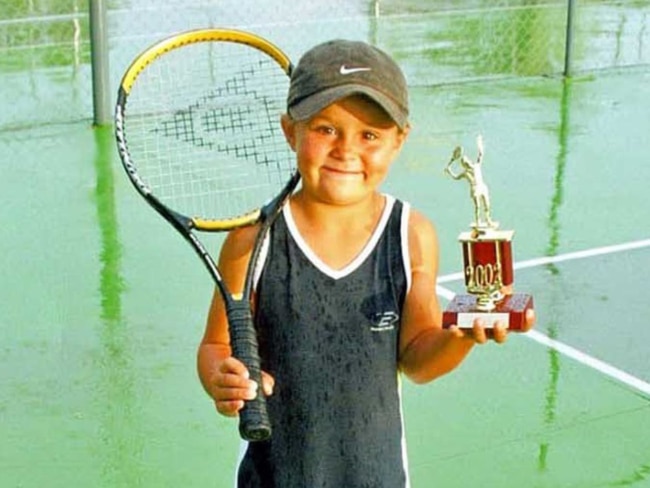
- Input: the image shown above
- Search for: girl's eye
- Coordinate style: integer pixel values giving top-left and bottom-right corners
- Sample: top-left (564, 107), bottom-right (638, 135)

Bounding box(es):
top-left (315, 125), bottom-right (336, 135)
top-left (363, 131), bottom-right (379, 141)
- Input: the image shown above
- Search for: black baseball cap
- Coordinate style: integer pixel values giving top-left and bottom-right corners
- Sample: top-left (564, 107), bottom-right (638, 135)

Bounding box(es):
top-left (287, 40), bottom-right (409, 129)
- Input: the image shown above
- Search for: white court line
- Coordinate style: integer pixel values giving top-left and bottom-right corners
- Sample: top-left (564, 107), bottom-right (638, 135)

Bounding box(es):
top-left (514, 238), bottom-right (650, 271)
top-left (438, 238), bottom-right (650, 283)
top-left (525, 329), bottom-right (650, 396)
top-left (438, 239), bottom-right (650, 283)
top-left (436, 238), bottom-right (650, 397)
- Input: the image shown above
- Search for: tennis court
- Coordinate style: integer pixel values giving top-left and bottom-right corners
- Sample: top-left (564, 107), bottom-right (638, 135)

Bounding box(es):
top-left (1, 2), bottom-right (649, 487)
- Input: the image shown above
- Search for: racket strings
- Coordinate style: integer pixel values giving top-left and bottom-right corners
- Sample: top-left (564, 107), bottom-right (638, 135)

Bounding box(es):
top-left (124, 41), bottom-right (294, 221)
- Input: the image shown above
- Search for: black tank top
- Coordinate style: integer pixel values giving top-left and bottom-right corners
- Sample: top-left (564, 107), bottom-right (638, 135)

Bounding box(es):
top-left (237, 195), bottom-right (411, 488)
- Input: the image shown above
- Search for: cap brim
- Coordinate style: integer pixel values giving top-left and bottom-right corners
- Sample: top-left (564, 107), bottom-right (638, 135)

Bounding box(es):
top-left (288, 84), bottom-right (408, 129)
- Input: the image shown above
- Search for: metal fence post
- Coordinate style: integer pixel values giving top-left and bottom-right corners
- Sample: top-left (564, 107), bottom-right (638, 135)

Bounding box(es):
top-left (89, 0), bottom-right (111, 126)
top-left (563, 0), bottom-right (576, 77)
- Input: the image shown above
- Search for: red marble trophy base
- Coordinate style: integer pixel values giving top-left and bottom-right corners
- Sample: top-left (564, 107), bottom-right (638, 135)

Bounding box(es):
top-left (443, 293), bottom-right (534, 332)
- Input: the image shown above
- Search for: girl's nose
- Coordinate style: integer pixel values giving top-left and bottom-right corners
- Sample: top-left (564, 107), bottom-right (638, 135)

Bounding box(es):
top-left (332, 133), bottom-right (357, 161)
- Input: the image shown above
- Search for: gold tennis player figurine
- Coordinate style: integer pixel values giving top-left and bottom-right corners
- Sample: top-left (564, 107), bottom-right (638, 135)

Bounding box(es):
top-left (444, 135), bottom-right (498, 231)
top-left (442, 135), bottom-right (533, 332)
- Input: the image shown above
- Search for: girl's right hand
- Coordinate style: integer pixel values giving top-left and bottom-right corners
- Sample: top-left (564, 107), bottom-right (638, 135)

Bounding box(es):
top-left (210, 357), bottom-right (274, 417)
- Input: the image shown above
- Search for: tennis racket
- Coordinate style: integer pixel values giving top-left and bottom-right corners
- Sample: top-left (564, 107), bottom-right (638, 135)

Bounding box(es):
top-left (114, 28), bottom-right (299, 441)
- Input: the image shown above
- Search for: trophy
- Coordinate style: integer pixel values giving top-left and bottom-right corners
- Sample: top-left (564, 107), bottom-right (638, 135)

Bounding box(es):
top-left (442, 135), bottom-right (533, 332)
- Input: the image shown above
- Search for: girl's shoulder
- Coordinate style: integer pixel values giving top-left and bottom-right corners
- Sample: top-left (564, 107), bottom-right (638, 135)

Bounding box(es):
top-left (404, 204), bottom-right (439, 271)
top-left (220, 223), bottom-right (263, 263)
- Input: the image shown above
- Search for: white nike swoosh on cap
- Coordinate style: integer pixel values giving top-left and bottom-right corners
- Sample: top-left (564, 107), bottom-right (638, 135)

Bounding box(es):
top-left (339, 65), bottom-right (372, 75)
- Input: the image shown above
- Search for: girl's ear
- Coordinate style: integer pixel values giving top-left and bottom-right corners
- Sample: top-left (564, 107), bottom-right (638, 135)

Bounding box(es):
top-left (280, 114), bottom-right (296, 151)
top-left (390, 123), bottom-right (410, 157)
top-left (397, 123), bottom-right (411, 147)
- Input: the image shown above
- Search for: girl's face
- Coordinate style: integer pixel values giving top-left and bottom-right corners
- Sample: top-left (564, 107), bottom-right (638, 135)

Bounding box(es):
top-left (281, 95), bottom-right (409, 207)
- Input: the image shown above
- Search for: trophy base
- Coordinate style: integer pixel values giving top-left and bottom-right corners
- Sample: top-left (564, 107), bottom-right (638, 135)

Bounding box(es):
top-left (442, 293), bottom-right (534, 332)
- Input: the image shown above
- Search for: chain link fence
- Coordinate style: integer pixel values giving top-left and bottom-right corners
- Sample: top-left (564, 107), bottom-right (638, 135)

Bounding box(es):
top-left (1, 0), bottom-right (649, 130)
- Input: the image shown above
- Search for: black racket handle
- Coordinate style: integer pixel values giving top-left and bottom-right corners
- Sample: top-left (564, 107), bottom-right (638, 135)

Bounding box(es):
top-left (226, 302), bottom-right (272, 441)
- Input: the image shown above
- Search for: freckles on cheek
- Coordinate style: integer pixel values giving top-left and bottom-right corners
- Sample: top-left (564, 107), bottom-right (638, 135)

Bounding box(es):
top-left (367, 149), bottom-right (394, 173)
top-left (296, 138), bottom-right (323, 163)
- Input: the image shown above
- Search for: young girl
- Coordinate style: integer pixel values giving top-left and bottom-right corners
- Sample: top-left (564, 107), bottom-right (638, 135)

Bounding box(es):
top-left (197, 39), bottom-right (535, 487)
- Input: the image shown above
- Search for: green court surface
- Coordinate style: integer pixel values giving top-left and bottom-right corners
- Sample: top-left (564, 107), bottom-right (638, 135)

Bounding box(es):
top-left (2, 7), bottom-right (650, 488)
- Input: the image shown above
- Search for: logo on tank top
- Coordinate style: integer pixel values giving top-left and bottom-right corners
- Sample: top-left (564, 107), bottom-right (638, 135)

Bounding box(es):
top-left (370, 311), bottom-right (399, 332)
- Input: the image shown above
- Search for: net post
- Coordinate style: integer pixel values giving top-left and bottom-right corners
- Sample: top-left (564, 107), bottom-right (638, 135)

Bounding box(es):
top-left (89, 0), bottom-right (111, 126)
top-left (563, 0), bottom-right (577, 78)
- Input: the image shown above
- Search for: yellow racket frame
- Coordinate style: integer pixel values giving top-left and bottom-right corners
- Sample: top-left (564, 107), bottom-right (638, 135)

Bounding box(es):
top-left (120, 28), bottom-right (292, 95)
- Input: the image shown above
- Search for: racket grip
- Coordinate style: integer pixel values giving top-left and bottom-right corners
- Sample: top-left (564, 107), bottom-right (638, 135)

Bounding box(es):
top-left (226, 302), bottom-right (272, 442)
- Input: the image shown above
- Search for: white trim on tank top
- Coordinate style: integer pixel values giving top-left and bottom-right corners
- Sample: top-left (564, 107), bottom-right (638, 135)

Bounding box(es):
top-left (254, 194), bottom-right (411, 292)
top-left (283, 194), bottom-right (395, 280)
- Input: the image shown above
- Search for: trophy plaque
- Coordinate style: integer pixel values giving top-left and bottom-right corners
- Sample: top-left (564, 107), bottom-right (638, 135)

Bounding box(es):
top-left (442, 136), bottom-right (533, 332)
